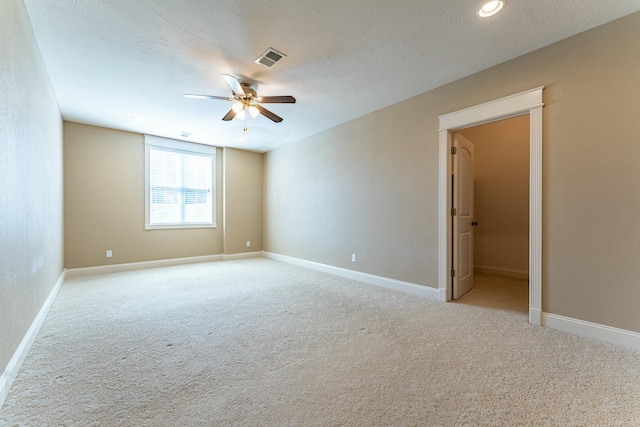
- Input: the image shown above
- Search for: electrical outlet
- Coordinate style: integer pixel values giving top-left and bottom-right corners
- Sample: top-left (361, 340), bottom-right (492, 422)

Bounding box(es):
top-left (246, 241), bottom-right (251, 247)
top-left (106, 250), bottom-right (112, 258)
top-left (352, 254), bottom-right (357, 262)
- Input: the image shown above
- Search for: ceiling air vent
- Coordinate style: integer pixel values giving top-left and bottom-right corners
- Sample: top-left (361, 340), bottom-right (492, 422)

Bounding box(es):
top-left (255, 47), bottom-right (286, 67)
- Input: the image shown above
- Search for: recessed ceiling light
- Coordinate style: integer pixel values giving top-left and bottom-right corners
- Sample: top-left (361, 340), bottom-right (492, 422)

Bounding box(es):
top-left (132, 116), bottom-right (145, 122)
top-left (478, 1), bottom-right (504, 17)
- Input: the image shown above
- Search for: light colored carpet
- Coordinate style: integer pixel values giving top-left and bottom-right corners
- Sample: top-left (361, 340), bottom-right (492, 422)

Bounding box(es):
top-left (1, 258), bottom-right (639, 426)
top-left (455, 273), bottom-right (529, 313)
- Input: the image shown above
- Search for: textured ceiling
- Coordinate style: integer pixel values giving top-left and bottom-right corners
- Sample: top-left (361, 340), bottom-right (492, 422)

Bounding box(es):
top-left (23, 0), bottom-right (640, 152)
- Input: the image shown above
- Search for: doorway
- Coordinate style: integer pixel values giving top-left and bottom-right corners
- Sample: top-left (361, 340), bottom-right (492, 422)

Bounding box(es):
top-left (437, 87), bottom-right (544, 326)
top-left (452, 115), bottom-right (530, 310)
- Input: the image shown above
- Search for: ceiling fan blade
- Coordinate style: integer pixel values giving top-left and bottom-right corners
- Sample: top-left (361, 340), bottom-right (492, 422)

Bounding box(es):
top-left (255, 104), bottom-right (283, 123)
top-left (222, 74), bottom-right (245, 96)
top-left (222, 108), bottom-right (237, 121)
top-left (258, 96), bottom-right (296, 104)
top-left (184, 94), bottom-right (230, 100)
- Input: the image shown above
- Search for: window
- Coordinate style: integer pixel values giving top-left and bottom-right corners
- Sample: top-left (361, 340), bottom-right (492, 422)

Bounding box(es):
top-left (144, 135), bottom-right (216, 229)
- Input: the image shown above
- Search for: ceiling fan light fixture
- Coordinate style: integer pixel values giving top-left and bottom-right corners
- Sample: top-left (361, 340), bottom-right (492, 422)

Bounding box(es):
top-left (231, 102), bottom-right (243, 113)
top-left (478, 0), bottom-right (504, 17)
top-left (186, 73), bottom-right (294, 127)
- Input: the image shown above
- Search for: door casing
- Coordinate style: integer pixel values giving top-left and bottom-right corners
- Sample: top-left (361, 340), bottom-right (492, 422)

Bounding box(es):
top-left (438, 87), bottom-right (544, 326)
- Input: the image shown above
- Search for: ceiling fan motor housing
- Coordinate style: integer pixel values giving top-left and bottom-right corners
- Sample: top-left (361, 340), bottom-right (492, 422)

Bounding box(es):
top-left (239, 83), bottom-right (257, 101)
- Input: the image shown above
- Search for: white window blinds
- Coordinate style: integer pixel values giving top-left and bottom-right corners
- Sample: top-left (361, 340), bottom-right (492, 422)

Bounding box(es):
top-left (144, 136), bottom-right (216, 229)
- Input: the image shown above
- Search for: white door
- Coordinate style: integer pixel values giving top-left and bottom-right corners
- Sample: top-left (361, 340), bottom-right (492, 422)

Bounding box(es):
top-left (453, 134), bottom-right (475, 299)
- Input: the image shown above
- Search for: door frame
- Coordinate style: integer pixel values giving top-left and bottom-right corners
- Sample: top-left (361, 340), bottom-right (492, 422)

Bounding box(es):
top-left (438, 87), bottom-right (544, 326)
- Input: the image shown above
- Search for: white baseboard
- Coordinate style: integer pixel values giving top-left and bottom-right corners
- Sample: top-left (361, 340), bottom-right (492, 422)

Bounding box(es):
top-left (542, 312), bottom-right (640, 351)
top-left (263, 252), bottom-right (440, 300)
top-left (0, 270), bottom-right (65, 410)
top-left (474, 265), bottom-right (529, 280)
top-left (65, 254), bottom-right (224, 277)
top-left (222, 251), bottom-right (264, 261)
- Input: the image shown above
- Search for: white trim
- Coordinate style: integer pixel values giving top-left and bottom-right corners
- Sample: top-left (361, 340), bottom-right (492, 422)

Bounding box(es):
top-left (474, 265), bottom-right (529, 280)
top-left (438, 87), bottom-right (544, 131)
top-left (144, 223), bottom-right (217, 230)
top-left (0, 270), bottom-right (65, 410)
top-left (542, 313), bottom-right (640, 352)
top-left (222, 251), bottom-right (264, 261)
top-left (528, 105), bottom-right (543, 326)
top-left (438, 129), bottom-right (451, 303)
top-left (263, 252), bottom-right (440, 300)
top-left (65, 254), bottom-right (223, 277)
top-left (438, 87), bottom-right (544, 327)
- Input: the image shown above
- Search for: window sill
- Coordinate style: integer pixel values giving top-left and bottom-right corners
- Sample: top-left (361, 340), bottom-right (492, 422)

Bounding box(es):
top-left (145, 223), bottom-right (217, 230)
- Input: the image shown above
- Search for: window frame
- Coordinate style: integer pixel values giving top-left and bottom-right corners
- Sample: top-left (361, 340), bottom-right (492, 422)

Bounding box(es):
top-left (144, 135), bottom-right (217, 230)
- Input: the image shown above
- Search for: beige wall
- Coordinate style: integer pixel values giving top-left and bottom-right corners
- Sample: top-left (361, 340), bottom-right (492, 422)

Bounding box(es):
top-left (459, 116), bottom-right (529, 274)
top-left (264, 12), bottom-right (640, 332)
top-left (64, 124), bottom-right (263, 267)
top-left (64, 123), bottom-right (224, 268)
top-left (265, 111), bottom-right (435, 285)
top-left (223, 148), bottom-right (264, 254)
top-left (0, 0), bottom-right (64, 385)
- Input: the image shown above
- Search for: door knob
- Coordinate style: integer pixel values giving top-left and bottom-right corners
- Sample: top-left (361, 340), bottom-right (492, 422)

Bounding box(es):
top-left (471, 221), bottom-right (478, 227)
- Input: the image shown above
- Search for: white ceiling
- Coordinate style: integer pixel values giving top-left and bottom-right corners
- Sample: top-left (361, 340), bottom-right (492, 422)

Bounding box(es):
top-left (24, 0), bottom-right (640, 152)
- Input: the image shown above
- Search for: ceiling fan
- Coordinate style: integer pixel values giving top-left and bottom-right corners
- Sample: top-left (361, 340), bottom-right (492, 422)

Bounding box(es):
top-left (185, 74), bottom-right (296, 130)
